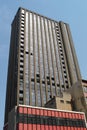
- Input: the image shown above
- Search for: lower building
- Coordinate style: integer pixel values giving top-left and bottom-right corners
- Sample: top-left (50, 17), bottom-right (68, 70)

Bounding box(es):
top-left (82, 79), bottom-right (87, 105)
top-left (3, 105), bottom-right (87, 130)
top-left (70, 81), bottom-right (87, 120)
top-left (45, 92), bottom-right (72, 111)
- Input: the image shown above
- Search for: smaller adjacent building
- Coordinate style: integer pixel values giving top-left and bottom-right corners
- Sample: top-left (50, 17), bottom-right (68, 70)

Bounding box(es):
top-left (82, 79), bottom-right (87, 104)
top-left (4, 105), bottom-right (87, 130)
top-left (45, 92), bottom-right (72, 111)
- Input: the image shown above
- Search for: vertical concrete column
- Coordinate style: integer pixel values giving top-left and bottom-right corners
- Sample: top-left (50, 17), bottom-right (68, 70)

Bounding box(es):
top-left (66, 24), bottom-right (82, 81)
top-left (59, 22), bottom-right (78, 85)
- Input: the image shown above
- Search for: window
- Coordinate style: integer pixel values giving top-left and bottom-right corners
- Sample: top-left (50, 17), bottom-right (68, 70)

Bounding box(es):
top-left (66, 85), bottom-right (69, 89)
top-left (20, 70), bottom-right (23, 74)
top-left (51, 77), bottom-right (54, 80)
top-left (46, 76), bottom-right (49, 79)
top-left (21, 19), bottom-right (24, 22)
top-left (65, 80), bottom-right (68, 84)
top-left (20, 54), bottom-right (23, 58)
top-left (47, 81), bottom-right (50, 85)
top-left (61, 57), bottom-right (64, 60)
top-left (21, 21), bottom-right (24, 24)
top-left (42, 81), bottom-right (45, 84)
top-left (57, 33), bottom-right (60, 36)
top-left (21, 17), bottom-right (24, 20)
top-left (57, 84), bottom-right (60, 87)
top-left (36, 74), bottom-right (40, 77)
top-left (30, 53), bottom-right (33, 55)
top-left (21, 24), bottom-right (24, 27)
top-left (37, 79), bottom-right (40, 83)
top-left (25, 51), bottom-right (29, 54)
top-left (64, 75), bottom-right (67, 78)
top-left (31, 78), bottom-right (34, 82)
top-left (21, 29), bottom-right (24, 32)
top-left (20, 41), bottom-right (24, 44)
top-left (21, 28), bottom-right (24, 31)
top-left (21, 37), bottom-right (24, 40)
top-left (60, 100), bottom-right (64, 103)
top-left (20, 49), bottom-right (24, 53)
top-left (20, 39), bottom-right (24, 42)
top-left (21, 31), bottom-right (24, 34)
top-left (52, 83), bottom-right (55, 86)
top-left (19, 97), bottom-right (23, 101)
top-left (20, 64), bottom-right (24, 68)
top-left (56, 29), bottom-right (59, 31)
top-left (62, 85), bottom-right (64, 88)
top-left (66, 101), bottom-right (71, 104)
top-left (63, 66), bottom-right (65, 69)
top-left (19, 90), bottom-right (23, 94)
top-left (21, 15), bottom-right (24, 18)
top-left (21, 33), bottom-right (24, 36)
top-left (20, 62), bottom-right (23, 66)
top-left (63, 70), bottom-right (66, 73)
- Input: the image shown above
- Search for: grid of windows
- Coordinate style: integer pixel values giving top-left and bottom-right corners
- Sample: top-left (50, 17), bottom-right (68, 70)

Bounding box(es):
top-left (16, 8), bottom-right (80, 107)
top-left (17, 113), bottom-right (86, 128)
top-left (19, 12), bottom-right (25, 104)
top-left (18, 9), bottom-right (72, 106)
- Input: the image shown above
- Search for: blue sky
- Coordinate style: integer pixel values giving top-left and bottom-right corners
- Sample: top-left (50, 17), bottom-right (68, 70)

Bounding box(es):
top-left (0, 0), bottom-right (87, 129)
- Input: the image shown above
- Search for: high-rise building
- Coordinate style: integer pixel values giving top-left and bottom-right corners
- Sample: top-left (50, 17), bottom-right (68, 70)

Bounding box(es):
top-left (4, 7), bottom-right (87, 128)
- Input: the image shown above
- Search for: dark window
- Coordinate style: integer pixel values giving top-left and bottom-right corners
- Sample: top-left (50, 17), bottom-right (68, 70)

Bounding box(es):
top-left (62, 85), bottom-right (64, 88)
top-left (21, 37), bottom-right (24, 40)
top-left (20, 54), bottom-right (24, 58)
top-left (63, 66), bottom-right (65, 69)
top-left (61, 57), bottom-right (64, 60)
top-left (56, 29), bottom-right (59, 31)
top-left (20, 75), bottom-right (23, 79)
top-left (64, 75), bottom-right (67, 78)
top-left (21, 19), bottom-right (24, 22)
top-left (20, 59), bottom-right (23, 62)
top-left (66, 101), bottom-right (71, 104)
top-left (36, 74), bottom-right (40, 77)
top-left (52, 83), bottom-right (55, 86)
top-left (20, 49), bottom-right (24, 53)
top-left (30, 53), bottom-right (33, 55)
top-left (19, 97), bottom-right (23, 101)
top-left (46, 76), bottom-right (49, 79)
top-left (21, 33), bottom-right (24, 36)
top-left (20, 70), bottom-right (23, 73)
top-left (37, 79), bottom-right (40, 83)
top-left (25, 51), bottom-right (29, 54)
top-left (47, 81), bottom-right (50, 85)
top-left (21, 15), bottom-right (24, 18)
top-left (19, 90), bottom-right (23, 94)
top-left (42, 81), bottom-right (45, 84)
top-left (65, 80), bottom-right (68, 84)
top-left (21, 41), bottom-right (24, 44)
top-left (20, 65), bottom-right (24, 68)
top-left (21, 29), bottom-right (24, 32)
top-left (31, 78), bottom-right (34, 82)
top-left (66, 85), bottom-right (69, 89)
top-left (20, 45), bottom-right (24, 49)
top-left (60, 100), bottom-right (64, 103)
top-left (57, 84), bottom-right (60, 87)
top-left (51, 77), bottom-right (54, 80)
top-left (64, 70), bottom-right (66, 73)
